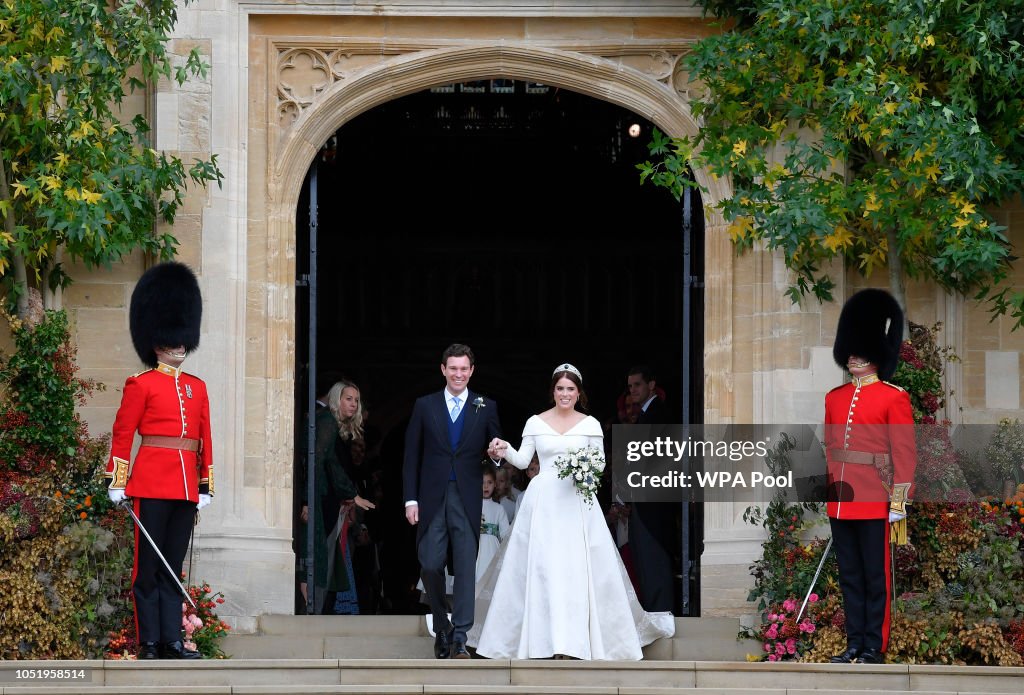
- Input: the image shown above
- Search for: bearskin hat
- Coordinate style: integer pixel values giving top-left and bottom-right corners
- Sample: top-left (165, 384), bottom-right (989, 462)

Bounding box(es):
top-left (832, 288), bottom-right (904, 381)
top-left (129, 262), bottom-right (203, 367)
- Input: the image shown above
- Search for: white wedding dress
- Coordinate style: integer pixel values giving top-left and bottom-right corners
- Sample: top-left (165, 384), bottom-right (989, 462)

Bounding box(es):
top-left (468, 415), bottom-right (675, 660)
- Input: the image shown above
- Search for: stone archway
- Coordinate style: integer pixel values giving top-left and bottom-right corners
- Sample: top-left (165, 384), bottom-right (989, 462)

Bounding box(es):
top-left (245, 30), bottom-right (739, 616)
top-left (253, 40), bottom-right (734, 473)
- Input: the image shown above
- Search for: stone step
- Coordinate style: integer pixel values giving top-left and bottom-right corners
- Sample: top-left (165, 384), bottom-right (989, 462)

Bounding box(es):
top-left (2, 659), bottom-right (1024, 694)
top-left (222, 616), bottom-right (760, 661)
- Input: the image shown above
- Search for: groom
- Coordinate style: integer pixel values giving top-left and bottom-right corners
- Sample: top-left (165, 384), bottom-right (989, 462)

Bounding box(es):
top-left (404, 344), bottom-right (502, 659)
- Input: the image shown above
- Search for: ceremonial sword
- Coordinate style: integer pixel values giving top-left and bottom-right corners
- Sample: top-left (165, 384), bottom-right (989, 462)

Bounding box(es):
top-left (796, 536), bottom-right (833, 624)
top-left (119, 501), bottom-right (197, 610)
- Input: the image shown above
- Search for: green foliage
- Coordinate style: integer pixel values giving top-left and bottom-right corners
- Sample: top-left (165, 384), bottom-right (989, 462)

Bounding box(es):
top-left (641, 0), bottom-right (1024, 325)
top-left (743, 433), bottom-right (833, 612)
top-left (0, 309), bottom-right (99, 473)
top-left (0, 308), bottom-right (133, 658)
top-left (0, 0), bottom-right (222, 307)
top-left (985, 418), bottom-right (1024, 484)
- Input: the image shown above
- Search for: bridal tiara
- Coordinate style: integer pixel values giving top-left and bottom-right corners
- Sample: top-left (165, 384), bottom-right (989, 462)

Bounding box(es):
top-left (553, 363), bottom-right (583, 382)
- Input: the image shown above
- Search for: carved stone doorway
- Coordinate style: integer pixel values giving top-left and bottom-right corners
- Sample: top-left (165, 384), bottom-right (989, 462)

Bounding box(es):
top-left (292, 79), bottom-right (703, 615)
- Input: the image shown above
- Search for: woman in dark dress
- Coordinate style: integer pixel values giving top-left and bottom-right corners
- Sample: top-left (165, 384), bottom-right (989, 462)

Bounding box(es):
top-left (306, 380), bottom-right (375, 613)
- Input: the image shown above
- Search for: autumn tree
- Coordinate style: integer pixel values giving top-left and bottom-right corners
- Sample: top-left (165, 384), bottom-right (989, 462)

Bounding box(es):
top-left (0, 0), bottom-right (221, 318)
top-left (642, 0), bottom-right (1024, 327)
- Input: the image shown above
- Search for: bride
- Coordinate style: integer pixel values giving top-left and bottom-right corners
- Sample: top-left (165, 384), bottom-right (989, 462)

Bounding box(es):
top-left (469, 363), bottom-right (675, 660)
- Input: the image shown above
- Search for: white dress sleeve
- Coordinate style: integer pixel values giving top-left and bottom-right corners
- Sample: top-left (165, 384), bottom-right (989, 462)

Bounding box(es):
top-left (502, 416), bottom-right (541, 470)
top-left (580, 416), bottom-right (606, 473)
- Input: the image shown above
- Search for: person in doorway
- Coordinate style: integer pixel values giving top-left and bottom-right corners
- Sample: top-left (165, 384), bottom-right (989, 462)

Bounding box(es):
top-left (624, 365), bottom-right (677, 614)
top-left (105, 262), bottom-right (213, 660)
top-left (403, 344), bottom-right (503, 659)
top-left (477, 464), bottom-right (510, 580)
top-left (311, 380), bottom-right (376, 614)
top-left (826, 288), bottom-right (916, 664)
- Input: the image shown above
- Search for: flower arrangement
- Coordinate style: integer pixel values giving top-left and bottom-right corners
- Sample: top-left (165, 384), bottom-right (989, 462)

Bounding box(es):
top-left (759, 595), bottom-right (819, 661)
top-left (473, 396), bottom-right (486, 411)
top-left (105, 579), bottom-right (230, 659)
top-left (553, 445), bottom-right (605, 506)
top-left (183, 579), bottom-right (231, 658)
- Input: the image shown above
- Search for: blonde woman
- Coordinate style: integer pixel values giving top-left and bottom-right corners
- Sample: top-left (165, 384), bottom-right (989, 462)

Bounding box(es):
top-left (305, 380), bottom-right (375, 613)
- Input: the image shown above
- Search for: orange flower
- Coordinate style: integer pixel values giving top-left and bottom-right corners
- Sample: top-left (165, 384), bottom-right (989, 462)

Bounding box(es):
top-left (79, 511), bottom-right (87, 519)
top-left (84, 495), bottom-right (92, 506)
top-left (54, 491), bottom-right (63, 499)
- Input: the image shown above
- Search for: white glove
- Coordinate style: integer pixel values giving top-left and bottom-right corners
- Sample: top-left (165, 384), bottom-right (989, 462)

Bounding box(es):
top-left (108, 488), bottom-right (127, 505)
top-left (888, 511), bottom-right (906, 523)
top-left (197, 494), bottom-right (212, 510)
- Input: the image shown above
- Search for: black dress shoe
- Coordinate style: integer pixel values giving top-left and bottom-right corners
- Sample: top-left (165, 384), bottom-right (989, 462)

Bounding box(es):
top-left (858, 648), bottom-right (883, 664)
top-left (137, 642), bottom-right (159, 660)
top-left (451, 639), bottom-right (470, 659)
top-left (434, 629), bottom-right (452, 659)
top-left (829, 646), bottom-right (861, 663)
top-left (159, 640), bottom-right (202, 659)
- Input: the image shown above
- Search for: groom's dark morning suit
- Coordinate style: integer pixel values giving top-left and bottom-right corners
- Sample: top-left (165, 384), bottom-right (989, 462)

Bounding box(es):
top-left (404, 390), bottom-right (501, 647)
top-left (628, 396), bottom-right (676, 613)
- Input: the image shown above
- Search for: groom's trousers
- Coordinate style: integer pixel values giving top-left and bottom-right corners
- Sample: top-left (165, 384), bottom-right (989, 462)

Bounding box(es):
top-left (419, 480), bottom-right (477, 642)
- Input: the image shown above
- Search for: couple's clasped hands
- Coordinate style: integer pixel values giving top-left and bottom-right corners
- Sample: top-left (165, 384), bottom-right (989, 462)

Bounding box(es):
top-left (488, 437), bottom-right (509, 461)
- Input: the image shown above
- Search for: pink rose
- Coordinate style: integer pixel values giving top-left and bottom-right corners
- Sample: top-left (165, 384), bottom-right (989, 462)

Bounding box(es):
top-left (785, 638), bottom-right (796, 655)
top-left (766, 624), bottom-right (779, 640)
top-left (764, 643), bottom-right (772, 652)
top-left (768, 654), bottom-right (778, 661)
top-left (809, 593), bottom-right (818, 603)
top-left (782, 598), bottom-right (797, 613)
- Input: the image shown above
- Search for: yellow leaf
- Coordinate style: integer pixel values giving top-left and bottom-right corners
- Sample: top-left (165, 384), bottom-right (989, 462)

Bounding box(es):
top-left (64, 187), bottom-right (80, 201)
top-left (54, 152), bottom-right (69, 169)
top-left (960, 202), bottom-right (976, 215)
top-left (49, 56), bottom-right (68, 73)
top-left (823, 225), bottom-right (854, 252)
top-left (864, 192), bottom-right (882, 213)
top-left (733, 140), bottom-right (747, 156)
top-left (11, 181), bottom-right (27, 198)
top-left (884, 102), bottom-right (897, 115)
top-left (41, 175), bottom-right (61, 192)
top-left (924, 163), bottom-right (941, 181)
top-left (728, 216), bottom-right (754, 242)
top-left (924, 35), bottom-right (935, 47)
top-left (81, 189), bottom-right (103, 204)
top-left (952, 216), bottom-right (970, 229)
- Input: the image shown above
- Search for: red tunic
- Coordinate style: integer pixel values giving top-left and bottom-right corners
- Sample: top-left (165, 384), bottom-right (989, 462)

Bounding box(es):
top-left (105, 363), bottom-right (213, 501)
top-left (825, 377), bottom-right (916, 519)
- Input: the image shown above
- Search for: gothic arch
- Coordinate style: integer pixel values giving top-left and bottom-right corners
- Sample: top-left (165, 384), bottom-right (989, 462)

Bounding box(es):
top-left (253, 42), bottom-right (735, 487)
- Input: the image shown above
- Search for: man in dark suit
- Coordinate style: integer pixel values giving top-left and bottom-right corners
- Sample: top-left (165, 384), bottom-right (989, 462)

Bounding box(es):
top-left (404, 344), bottom-right (502, 659)
top-left (625, 365), bottom-right (676, 614)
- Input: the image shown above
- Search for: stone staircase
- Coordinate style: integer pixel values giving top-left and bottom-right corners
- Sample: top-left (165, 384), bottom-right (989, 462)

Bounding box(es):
top-left (2, 616), bottom-right (1023, 694)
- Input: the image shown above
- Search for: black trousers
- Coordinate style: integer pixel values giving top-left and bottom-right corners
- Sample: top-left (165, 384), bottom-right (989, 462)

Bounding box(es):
top-left (418, 481), bottom-right (476, 642)
top-left (830, 517), bottom-right (888, 652)
top-left (133, 498), bottom-right (197, 643)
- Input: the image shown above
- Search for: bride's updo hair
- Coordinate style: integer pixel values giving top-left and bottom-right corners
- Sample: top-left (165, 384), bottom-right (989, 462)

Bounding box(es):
top-left (550, 368), bottom-right (589, 412)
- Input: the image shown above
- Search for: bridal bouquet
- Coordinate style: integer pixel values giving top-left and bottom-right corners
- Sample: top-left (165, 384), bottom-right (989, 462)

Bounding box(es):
top-left (553, 446), bottom-right (605, 506)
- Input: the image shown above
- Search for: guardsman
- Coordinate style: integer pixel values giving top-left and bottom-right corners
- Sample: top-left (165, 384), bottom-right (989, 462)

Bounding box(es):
top-left (106, 262), bottom-right (213, 659)
top-left (826, 288), bottom-right (916, 664)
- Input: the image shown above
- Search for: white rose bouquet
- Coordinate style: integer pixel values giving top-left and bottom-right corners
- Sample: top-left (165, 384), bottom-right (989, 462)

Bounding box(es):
top-left (553, 445), bottom-right (605, 506)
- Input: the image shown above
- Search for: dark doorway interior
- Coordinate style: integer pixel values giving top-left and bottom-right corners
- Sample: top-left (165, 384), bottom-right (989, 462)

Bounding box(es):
top-left (294, 80), bottom-right (704, 615)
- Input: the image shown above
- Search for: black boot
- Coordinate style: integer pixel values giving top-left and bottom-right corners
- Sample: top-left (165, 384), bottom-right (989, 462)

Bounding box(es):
top-left (137, 642), bottom-right (159, 660)
top-left (160, 640), bottom-right (202, 659)
top-left (829, 646), bottom-right (860, 663)
top-left (858, 648), bottom-right (883, 664)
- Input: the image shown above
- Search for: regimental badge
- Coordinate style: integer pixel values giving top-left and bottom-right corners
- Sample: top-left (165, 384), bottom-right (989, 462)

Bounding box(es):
top-left (185, 384), bottom-right (193, 399)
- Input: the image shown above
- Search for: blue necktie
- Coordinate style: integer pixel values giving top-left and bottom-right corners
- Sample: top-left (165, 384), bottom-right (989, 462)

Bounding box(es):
top-left (450, 397), bottom-right (461, 422)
